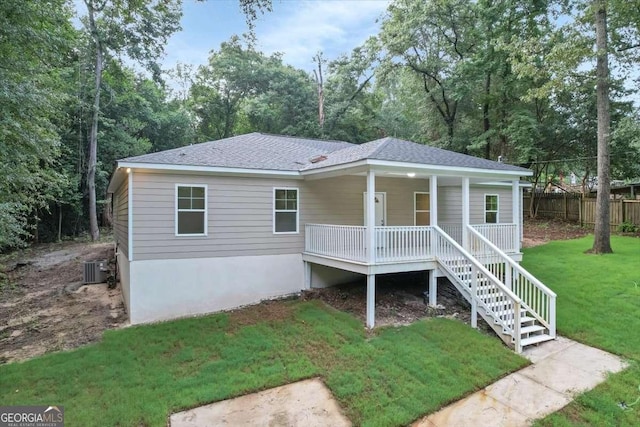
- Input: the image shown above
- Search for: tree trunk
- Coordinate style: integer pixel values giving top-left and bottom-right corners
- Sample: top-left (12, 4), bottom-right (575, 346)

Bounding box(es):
top-left (313, 53), bottom-right (325, 128)
top-left (87, 0), bottom-right (102, 242)
top-left (592, 1), bottom-right (612, 253)
top-left (483, 73), bottom-right (491, 159)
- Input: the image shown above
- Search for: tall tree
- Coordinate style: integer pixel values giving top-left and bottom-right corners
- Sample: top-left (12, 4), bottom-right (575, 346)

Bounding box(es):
top-left (0, 0), bottom-right (75, 249)
top-left (80, 0), bottom-right (182, 241)
top-left (592, 0), bottom-right (612, 253)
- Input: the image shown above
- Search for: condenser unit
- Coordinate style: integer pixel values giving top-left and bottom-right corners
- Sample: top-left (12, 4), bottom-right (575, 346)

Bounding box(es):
top-left (83, 260), bottom-right (109, 284)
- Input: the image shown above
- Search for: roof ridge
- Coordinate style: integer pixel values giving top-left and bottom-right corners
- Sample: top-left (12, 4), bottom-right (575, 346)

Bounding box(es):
top-left (256, 132), bottom-right (353, 146)
top-left (367, 137), bottom-right (393, 158)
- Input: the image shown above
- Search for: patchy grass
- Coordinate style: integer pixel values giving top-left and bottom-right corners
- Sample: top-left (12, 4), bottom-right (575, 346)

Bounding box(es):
top-left (0, 300), bottom-right (525, 426)
top-left (522, 235), bottom-right (640, 426)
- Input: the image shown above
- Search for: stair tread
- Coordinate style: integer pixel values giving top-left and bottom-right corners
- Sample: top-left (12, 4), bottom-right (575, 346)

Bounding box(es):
top-left (521, 334), bottom-right (554, 347)
top-left (520, 324), bottom-right (545, 334)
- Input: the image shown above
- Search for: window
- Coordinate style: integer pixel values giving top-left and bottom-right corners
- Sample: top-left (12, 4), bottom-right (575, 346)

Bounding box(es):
top-left (176, 185), bottom-right (207, 236)
top-left (485, 194), bottom-right (499, 223)
top-left (414, 192), bottom-right (430, 225)
top-left (274, 188), bottom-right (298, 233)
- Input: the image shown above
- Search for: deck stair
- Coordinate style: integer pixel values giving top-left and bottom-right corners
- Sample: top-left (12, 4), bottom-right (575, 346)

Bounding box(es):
top-left (433, 226), bottom-right (556, 352)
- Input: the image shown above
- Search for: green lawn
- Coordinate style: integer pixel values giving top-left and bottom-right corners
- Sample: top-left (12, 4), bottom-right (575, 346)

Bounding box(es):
top-left (522, 235), bottom-right (640, 426)
top-left (0, 300), bottom-right (526, 426)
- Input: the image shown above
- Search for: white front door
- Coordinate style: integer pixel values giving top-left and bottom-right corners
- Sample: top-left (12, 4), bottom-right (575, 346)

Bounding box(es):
top-left (363, 192), bottom-right (386, 226)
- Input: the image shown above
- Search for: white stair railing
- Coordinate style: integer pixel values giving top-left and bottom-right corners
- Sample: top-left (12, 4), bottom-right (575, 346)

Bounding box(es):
top-left (466, 225), bottom-right (556, 338)
top-left (433, 226), bottom-right (523, 352)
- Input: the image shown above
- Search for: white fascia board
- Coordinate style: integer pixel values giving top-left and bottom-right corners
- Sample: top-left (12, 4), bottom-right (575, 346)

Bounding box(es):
top-left (365, 159), bottom-right (533, 178)
top-left (301, 159), bottom-right (532, 179)
top-left (117, 162), bottom-right (303, 179)
top-left (475, 180), bottom-right (533, 188)
top-left (107, 168), bottom-right (127, 193)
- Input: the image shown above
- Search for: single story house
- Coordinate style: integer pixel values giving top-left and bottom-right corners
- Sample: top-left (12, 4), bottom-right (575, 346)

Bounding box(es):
top-left (107, 133), bottom-right (556, 352)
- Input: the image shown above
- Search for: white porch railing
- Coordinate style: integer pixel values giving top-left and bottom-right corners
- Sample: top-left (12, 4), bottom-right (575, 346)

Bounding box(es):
top-left (305, 224), bottom-right (432, 264)
top-left (440, 224), bottom-right (463, 245)
top-left (472, 223), bottom-right (518, 253)
top-left (375, 226), bottom-right (432, 263)
top-left (305, 224), bottom-right (367, 262)
top-left (467, 226), bottom-right (556, 337)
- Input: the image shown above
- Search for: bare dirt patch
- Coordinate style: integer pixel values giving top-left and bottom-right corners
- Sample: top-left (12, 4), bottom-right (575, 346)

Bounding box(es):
top-left (522, 218), bottom-right (590, 248)
top-left (301, 273), bottom-right (483, 330)
top-left (0, 240), bottom-right (126, 364)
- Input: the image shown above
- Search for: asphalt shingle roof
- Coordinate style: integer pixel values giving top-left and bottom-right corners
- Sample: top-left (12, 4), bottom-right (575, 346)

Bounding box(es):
top-left (120, 133), bottom-right (530, 174)
top-left (121, 133), bottom-right (352, 171)
top-left (302, 137), bottom-right (530, 173)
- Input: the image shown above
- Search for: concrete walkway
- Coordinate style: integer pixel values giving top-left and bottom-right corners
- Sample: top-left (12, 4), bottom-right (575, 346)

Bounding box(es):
top-left (413, 336), bottom-right (628, 427)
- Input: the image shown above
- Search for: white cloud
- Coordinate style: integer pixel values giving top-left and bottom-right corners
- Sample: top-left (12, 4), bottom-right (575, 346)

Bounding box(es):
top-left (256, 0), bottom-right (390, 70)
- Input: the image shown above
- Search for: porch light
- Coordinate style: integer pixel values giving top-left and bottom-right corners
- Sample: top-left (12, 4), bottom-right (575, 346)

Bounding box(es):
top-left (407, 172), bottom-right (416, 178)
top-left (126, 168), bottom-right (131, 173)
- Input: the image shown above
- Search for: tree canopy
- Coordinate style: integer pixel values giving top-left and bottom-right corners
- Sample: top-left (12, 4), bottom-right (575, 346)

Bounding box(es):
top-left (0, 0), bottom-right (638, 250)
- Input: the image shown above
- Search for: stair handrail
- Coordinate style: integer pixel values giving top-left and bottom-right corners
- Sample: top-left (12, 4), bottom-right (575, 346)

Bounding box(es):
top-left (468, 225), bottom-right (556, 297)
top-left (467, 225), bottom-right (556, 336)
top-left (433, 226), bottom-right (522, 304)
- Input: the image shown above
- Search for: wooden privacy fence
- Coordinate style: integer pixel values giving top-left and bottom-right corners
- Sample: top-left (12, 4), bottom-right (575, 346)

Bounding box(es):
top-left (523, 193), bottom-right (640, 230)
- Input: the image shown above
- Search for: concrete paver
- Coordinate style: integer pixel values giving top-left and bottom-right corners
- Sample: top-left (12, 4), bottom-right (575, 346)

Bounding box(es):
top-left (484, 373), bottom-right (571, 419)
top-left (414, 337), bottom-right (628, 427)
top-left (170, 378), bottom-right (350, 427)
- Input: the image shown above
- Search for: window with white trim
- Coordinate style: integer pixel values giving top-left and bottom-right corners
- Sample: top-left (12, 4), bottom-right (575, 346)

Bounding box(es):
top-left (485, 194), bottom-right (499, 223)
top-left (414, 192), bottom-right (430, 225)
top-left (176, 185), bottom-right (207, 235)
top-left (274, 188), bottom-right (298, 233)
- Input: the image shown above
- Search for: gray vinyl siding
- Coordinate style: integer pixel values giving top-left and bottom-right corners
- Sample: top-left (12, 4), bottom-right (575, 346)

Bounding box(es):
top-left (438, 185), bottom-right (513, 225)
top-left (470, 186), bottom-right (513, 224)
top-left (303, 176), bottom-right (430, 226)
top-left (132, 171), bottom-right (304, 260)
top-left (438, 187), bottom-right (462, 226)
top-left (113, 180), bottom-right (129, 258)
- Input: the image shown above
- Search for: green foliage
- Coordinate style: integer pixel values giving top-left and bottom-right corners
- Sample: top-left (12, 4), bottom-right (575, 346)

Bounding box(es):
top-left (0, 0), bottom-right (75, 250)
top-left (618, 221), bottom-right (639, 233)
top-left (0, 301), bottom-right (525, 426)
top-left (523, 236), bottom-right (640, 426)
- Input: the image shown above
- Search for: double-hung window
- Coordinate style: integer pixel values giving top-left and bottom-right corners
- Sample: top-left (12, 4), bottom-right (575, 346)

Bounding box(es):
top-left (176, 185), bottom-right (207, 236)
top-left (274, 188), bottom-right (298, 233)
top-left (485, 194), bottom-right (499, 223)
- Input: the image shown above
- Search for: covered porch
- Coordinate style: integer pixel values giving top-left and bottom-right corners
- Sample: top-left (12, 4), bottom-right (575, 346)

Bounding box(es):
top-left (300, 165), bottom-right (526, 329)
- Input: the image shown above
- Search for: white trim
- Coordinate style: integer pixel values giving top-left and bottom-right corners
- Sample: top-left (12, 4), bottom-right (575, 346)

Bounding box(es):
top-left (363, 191), bottom-right (387, 227)
top-left (484, 193), bottom-right (500, 224)
top-left (475, 181), bottom-right (532, 187)
top-left (118, 162), bottom-right (301, 178)
top-left (273, 187), bottom-right (299, 234)
top-left (175, 184), bottom-right (208, 237)
top-left (414, 192), bottom-right (431, 226)
top-left (301, 159), bottom-right (532, 178)
top-left (128, 170), bottom-right (133, 261)
top-left (429, 176), bottom-right (438, 227)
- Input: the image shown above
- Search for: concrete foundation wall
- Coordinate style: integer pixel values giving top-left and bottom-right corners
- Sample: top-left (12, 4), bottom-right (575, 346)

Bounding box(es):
top-left (128, 253), bottom-right (304, 324)
top-left (116, 250), bottom-right (131, 314)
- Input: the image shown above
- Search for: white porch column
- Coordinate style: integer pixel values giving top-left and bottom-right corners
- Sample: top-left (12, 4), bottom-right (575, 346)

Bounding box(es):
top-left (462, 177), bottom-right (470, 250)
top-left (430, 175), bottom-right (438, 226)
top-left (512, 179), bottom-right (520, 252)
top-left (304, 261), bottom-right (312, 289)
top-left (366, 169), bottom-right (376, 264)
top-left (366, 274), bottom-right (376, 328)
top-left (428, 270), bottom-right (437, 306)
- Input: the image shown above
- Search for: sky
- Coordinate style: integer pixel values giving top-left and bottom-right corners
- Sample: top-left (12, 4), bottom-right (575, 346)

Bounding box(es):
top-left (164, 0), bottom-right (391, 75)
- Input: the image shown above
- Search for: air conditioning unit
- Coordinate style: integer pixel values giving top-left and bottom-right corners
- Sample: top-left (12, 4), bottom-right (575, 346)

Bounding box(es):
top-left (83, 260), bottom-right (109, 284)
